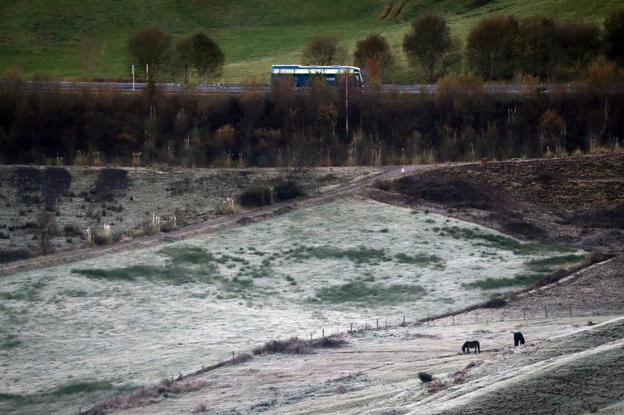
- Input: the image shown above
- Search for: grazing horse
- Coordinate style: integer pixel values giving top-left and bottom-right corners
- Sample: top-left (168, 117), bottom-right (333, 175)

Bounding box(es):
top-left (462, 341), bottom-right (480, 354)
top-left (514, 332), bottom-right (525, 347)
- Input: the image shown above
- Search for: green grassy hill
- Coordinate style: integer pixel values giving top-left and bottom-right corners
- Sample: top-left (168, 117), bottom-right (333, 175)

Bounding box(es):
top-left (0, 0), bottom-right (622, 83)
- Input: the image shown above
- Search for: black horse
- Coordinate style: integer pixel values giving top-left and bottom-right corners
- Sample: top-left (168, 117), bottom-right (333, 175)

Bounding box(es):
top-left (462, 340), bottom-right (480, 354)
top-left (514, 332), bottom-right (525, 347)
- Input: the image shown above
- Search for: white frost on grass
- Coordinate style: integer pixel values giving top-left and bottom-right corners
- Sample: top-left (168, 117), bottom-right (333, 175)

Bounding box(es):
top-left (0, 198), bottom-right (576, 412)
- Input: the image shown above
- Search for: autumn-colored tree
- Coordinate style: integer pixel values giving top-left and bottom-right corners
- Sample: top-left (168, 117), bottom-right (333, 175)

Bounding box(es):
top-left (552, 21), bottom-right (600, 77)
top-left (467, 16), bottom-right (520, 80)
top-left (353, 34), bottom-right (394, 81)
top-left (604, 10), bottom-right (624, 65)
top-left (302, 35), bottom-right (346, 65)
top-left (191, 32), bottom-right (225, 83)
top-left (583, 55), bottom-right (623, 86)
top-left (127, 27), bottom-right (173, 80)
top-left (403, 15), bottom-right (460, 82)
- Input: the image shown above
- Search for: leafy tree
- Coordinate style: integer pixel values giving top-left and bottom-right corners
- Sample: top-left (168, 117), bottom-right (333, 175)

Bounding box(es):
top-left (176, 36), bottom-right (194, 84)
top-left (353, 34), bottom-right (394, 82)
top-left (302, 35), bottom-right (346, 65)
top-left (467, 16), bottom-right (520, 80)
top-left (191, 32), bottom-right (225, 83)
top-left (604, 10), bottom-right (624, 65)
top-left (402, 15), bottom-right (460, 82)
top-left (552, 21), bottom-right (601, 77)
top-left (127, 27), bottom-right (173, 80)
top-left (517, 17), bottom-right (556, 79)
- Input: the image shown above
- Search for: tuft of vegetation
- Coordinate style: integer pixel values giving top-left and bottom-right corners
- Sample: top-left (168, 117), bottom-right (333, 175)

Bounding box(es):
top-left (52, 381), bottom-right (115, 396)
top-left (463, 274), bottom-right (544, 290)
top-left (286, 245), bottom-right (390, 265)
top-left (483, 297), bottom-right (507, 308)
top-left (418, 372), bottom-right (433, 383)
top-left (310, 281), bottom-right (425, 304)
top-left (238, 186), bottom-right (273, 207)
top-left (395, 253), bottom-right (444, 268)
top-left (525, 254), bottom-right (586, 271)
top-left (160, 245), bottom-right (216, 265)
top-left (273, 180), bottom-right (305, 202)
top-left (253, 335), bottom-right (347, 355)
top-left (436, 226), bottom-right (574, 255)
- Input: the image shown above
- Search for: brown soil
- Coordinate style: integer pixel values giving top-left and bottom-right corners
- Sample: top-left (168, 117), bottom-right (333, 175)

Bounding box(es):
top-left (370, 154), bottom-right (624, 254)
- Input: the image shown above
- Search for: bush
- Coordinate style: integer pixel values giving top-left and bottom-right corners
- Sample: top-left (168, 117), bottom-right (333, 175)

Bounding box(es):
top-left (273, 180), bottom-right (304, 202)
top-left (238, 186), bottom-right (272, 207)
top-left (418, 372), bottom-right (433, 383)
top-left (0, 248), bottom-right (35, 263)
top-left (483, 297), bottom-right (507, 308)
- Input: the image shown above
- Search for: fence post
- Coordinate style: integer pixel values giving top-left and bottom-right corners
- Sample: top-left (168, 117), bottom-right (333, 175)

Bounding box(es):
top-left (322, 329), bottom-right (325, 338)
top-left (232, 351), bottom-right (235, 363)
top-left (350, 322), bottom-right (353, 332)
top-left (376, 318), bottom-right (379, 330)
top-left (544, 306), bottom-right (548, 319)
top-left (523, 308), bottom-right (526, 320)
top-left (402, 315), bottom-right (406, 326)
top-left (385, 318), bottom-right (388, 329)
top-left (427, 314), bottom-right (430, 325)
top-left (569, 304), bottom-right (572, 317)
top-left (475, 311), bottom-right (479, 324)
top-left (452, 314), bottom-right (455, 325)
top-left (310, 333), bottom-right (313, 341)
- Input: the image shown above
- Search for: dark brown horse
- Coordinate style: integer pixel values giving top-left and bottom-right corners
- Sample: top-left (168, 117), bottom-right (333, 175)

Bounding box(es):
top-left (462, 340), bottom-right (480, 354)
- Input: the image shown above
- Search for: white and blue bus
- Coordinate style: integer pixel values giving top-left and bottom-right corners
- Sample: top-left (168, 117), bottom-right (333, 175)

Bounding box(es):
top-left (271, 65), bottom-right (363, 87)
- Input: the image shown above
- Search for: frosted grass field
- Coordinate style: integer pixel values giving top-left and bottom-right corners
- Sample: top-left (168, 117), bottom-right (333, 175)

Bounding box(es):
top-left (0, 198), bottom-right (581, 414)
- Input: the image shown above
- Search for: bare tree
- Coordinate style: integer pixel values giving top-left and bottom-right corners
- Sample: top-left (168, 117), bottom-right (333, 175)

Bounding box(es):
top-left (302, 35), bottom-right (346, 65)
top-left (403, 15), bottom-right (460, 82)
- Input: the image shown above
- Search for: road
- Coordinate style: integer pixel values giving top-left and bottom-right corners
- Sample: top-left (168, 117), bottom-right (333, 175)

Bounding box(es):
top-left (0, 164), bottom-right (423, 277)
top-left (0, 80), bottom-right (605, 95)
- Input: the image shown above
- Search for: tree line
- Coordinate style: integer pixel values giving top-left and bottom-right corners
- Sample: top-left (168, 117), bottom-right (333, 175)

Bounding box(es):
top-left (0, 78), bottom-right (622, 168)
top-left (127, 11), bottom-right (624, 84)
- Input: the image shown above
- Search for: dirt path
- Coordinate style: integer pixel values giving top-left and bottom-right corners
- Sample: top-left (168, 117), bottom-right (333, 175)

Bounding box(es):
top-left (0, 165), bottom-right (426, 277)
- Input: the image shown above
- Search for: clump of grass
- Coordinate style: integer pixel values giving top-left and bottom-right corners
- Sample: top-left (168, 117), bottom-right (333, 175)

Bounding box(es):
top-left (52, 381), bottom-right (114, 396)
top-left (418, 372), bottom-right (433, 383)
top-left (436, 226), bottom-right (573, 255)
top-left (395, 253), bottom-right (444, 267)
top-left (525, 254), bottom-right (586, 271)
top-left (310, 281), bottom-right (425, 304)
top-left (72, 262), bottom-right (220, 284)
top-left (462, 274), bottom-right (544, 290)
top-left (286, 245), bottom-right (390, 265)
top-left (1, 334), bottom-right (21, 350)
top-left (160, 246), bottom-right (216, 265)
top-left (253, 335), bottom-right (347, 355)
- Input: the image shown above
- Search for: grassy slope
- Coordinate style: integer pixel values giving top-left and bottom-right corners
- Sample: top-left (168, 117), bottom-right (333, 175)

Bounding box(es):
top-left (0, 0), bottom-right (622, 83)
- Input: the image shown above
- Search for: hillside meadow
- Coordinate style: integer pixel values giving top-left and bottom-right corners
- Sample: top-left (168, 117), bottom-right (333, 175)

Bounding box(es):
top-left (0, 0), bottom-right (622, 82)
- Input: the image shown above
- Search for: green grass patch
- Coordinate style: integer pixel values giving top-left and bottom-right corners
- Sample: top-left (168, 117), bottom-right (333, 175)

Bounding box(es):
top-left (436, 226), bottom-right (573, 255)
top-left (286, 245), bottom-right (390, 265)
top-left (160, 245), bottom-right (217, 265)
top-left (52, 381), bottom-right (115, 396)
top-left (310, 281), bottom-right (425, 304)
top-left (1, 334), bottom-right (21, 350)
top-left (462, 274), bottom-right (544, 290)
top-left (72, 262), bottom-right (219, 284)
top-left (394, 253), bottom-right (444, 267)
top-left (525, 254), bottom-right (585, 271)
top-left (0, 281), bottom-right (45, 302)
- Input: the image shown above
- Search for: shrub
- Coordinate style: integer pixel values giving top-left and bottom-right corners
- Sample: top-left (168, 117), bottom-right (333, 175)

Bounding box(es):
top-left (0, 248), bottom-right (34, 263)
top-left (273, 180), bottom-right (304, 202)
top-left (418, 372), bottom-right (433, 383)
top-left (238, 186), bottom-right (272, 207)
top-left (483, 297), bottom-right (507, 308)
